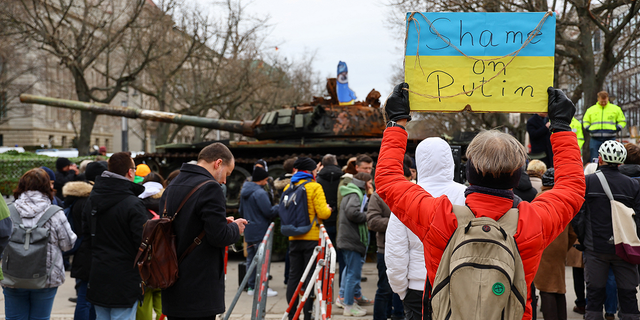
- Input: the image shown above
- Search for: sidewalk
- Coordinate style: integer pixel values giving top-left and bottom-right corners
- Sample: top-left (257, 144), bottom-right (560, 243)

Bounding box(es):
top-left (0, 261), bottom-right (634, 320)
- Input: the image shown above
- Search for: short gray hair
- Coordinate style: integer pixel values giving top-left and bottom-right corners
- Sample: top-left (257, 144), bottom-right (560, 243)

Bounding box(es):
top-left (466, 130), bottom-right (527, 178)
top-left (322, 154), bottom-right (338, 166)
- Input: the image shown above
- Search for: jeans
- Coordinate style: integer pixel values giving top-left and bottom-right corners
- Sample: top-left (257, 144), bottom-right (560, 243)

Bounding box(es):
top-left (392, 293), bottom-right (404, 317)
top-left (374, 253), bottom-right (393, 320)
top-left (95, 302), bottom-right (137, 320)
top-left (75, 279), bottom-right (96, 320)
top-left (3, 287), bottom-right (58, 320)
top-left (403, 289), bottom-right (425, 320)
top-left (246, 241), bottom-right (260, 289)
top-left (583, 250), bottom-right (639, 320)
top-left (341, 250), bottom-right (364, 306)
top-left (605, 268), bottom-right (618, 315)
top-left (589, 138), bottom-right (610, 162)
top-left (286, 240), bottom-right (317, 320)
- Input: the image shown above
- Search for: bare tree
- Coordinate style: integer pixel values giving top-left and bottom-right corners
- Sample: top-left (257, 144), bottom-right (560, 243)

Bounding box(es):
top-left (0, 32), bottom-right (41, 125)
top-left (2, 0), bottom-right (182, 154)
top-left (158, 0), bottom-right (321, 144)
top-left (387, 0), bottom-right (640, 107)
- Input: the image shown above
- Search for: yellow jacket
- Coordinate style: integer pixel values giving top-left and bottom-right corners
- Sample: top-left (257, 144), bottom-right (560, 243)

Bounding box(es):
top-left (570, 117), bottom-right (584, 151)
top-left (583, 102), bottom-right (626, 139)
top-left (284, 179), bottom-right (332, 241)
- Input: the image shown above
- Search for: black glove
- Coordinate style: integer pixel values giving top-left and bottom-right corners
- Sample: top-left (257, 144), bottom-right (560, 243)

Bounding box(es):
top-left (547, 87), bottom-right (575, 133)
top-left (384, 83), bottom-right (412, 123)
top-left (573, 243), bottom-right (586, 252)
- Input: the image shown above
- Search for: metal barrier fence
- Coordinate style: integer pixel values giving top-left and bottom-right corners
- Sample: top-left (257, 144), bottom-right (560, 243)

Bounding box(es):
top-left (281, 224), bottom-right (337, 320)
top-left (224, 222), bottom-right (275, 320)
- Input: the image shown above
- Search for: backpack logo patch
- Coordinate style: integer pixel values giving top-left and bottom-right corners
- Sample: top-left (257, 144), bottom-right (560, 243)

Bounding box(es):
top-left (492, 282), bottom-right (505, 296)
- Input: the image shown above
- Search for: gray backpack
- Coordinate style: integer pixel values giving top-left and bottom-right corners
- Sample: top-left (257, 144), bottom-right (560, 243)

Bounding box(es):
top-left (1, 204), bottom-right (61, 289)
top-left (430, 205), bottom-right (527, 320)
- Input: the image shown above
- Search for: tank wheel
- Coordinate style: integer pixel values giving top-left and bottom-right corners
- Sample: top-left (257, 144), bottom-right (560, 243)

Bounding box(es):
top-left (142, 159), bottom-right (162, 174)
top-left (226, 166), bottom-right (251, 208)
top-left (268, 164), bottom-right (285, 180)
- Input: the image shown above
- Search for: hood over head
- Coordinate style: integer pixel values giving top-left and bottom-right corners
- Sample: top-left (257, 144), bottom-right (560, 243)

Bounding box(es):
top-left (415, 137), bottom-right (467, 206)
top-left (241, 180), bottom-right (263, 200)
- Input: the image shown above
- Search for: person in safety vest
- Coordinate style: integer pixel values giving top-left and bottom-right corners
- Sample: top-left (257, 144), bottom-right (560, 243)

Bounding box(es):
top-left (571, 117), bottom-right (585, 152)
top-left (376, 84), bottom-right (585, 320)
top-left (583, 91), bottom-right (626, 161)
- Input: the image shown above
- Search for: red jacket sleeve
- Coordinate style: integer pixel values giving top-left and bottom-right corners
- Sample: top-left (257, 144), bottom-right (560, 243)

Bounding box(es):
top-left (374, 127), bottom-right (453, 241)
top-left (525, 131), bottom-right (586, 247)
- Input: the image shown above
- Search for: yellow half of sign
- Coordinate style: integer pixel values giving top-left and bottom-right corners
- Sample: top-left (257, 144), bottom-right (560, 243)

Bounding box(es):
top-left (404, 55), bottom-right (554, 113)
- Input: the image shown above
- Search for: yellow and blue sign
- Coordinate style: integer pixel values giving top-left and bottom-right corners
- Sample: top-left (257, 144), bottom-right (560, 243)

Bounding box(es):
top-left (404, 12), bottom-right (556, 113)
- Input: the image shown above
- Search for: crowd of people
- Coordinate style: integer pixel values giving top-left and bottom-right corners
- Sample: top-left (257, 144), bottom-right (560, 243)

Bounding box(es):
top-left (0, 85), bottom-right (637, 320)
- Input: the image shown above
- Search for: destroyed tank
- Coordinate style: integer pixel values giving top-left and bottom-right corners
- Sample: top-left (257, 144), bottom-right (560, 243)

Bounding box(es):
top-left (20, 79), bottom-right (429, 207)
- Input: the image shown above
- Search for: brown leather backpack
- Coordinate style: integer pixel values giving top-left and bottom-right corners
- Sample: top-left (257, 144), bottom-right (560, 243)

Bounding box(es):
top-left (135, 180), bottom-right (214, 289)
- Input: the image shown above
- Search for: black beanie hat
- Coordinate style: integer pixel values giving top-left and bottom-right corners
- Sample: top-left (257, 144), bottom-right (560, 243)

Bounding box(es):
top-left (85, 161), bottom-right (108, 182)
top-left (466, 159), bottom-right (523, 190)
top-left (252, 167), bottom-right (269, 182)
top-left (542, 168), bottom-right (555, 187)
top-left (293, 157), bottom-right (317, 171)
top-left (56, 157), bottom-right (72, 172)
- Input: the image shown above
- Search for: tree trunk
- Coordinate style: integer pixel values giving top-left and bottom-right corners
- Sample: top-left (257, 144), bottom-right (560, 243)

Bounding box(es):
top-left (72, 68), bottom-right (95, 156)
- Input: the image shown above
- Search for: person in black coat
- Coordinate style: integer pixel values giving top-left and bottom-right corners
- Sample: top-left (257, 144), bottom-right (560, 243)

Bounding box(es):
top-left (160, 143), bottom-right (247, 319)
top-left (65, 161), bottom-right (107, 320)
top-left (54, 157), bottom-right (79, 194)
top-left (316, 154), bottom-right (344, 245)
top-left (527, 113), bottom-right (554, 168)
top-left (82, 154), bottom-right (147, 318)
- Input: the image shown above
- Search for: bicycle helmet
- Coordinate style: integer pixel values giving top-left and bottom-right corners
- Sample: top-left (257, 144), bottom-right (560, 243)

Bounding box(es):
top-left (598, 140), bottom-right (627, 164)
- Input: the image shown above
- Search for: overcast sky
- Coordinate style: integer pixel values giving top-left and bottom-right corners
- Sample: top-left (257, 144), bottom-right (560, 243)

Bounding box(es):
top-left (240, 0), bottom-right (403, 104)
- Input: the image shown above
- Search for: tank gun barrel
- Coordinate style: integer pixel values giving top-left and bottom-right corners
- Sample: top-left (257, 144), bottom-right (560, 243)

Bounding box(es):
top-left (19, 94), bottom-right (255, 137)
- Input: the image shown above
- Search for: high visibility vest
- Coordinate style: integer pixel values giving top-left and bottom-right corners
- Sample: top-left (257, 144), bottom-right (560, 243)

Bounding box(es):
top-left (582, 102), bottom-right (626, 138)
top-left (570, 117), bottom-right (584, 151)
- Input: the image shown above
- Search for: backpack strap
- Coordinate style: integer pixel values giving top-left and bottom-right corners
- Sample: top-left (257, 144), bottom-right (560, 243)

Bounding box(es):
top-left (36, 205), bottom-right (62, 229)
top-left (8, 204), bottom-right (21, 225)
top-left (497, 208), bottom-right (520, 236)
top-left (163, 180), bottom-right (216, 218)
top-left (451, 205), bottom-right (475, 228)
top-left (162, 180), bottom-right (215, 263)
top-left (595, 170), bottom-right (614, 201)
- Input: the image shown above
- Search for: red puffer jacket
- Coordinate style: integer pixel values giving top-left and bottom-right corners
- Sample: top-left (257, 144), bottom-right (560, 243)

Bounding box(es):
top-left (375, 127), bottom-right (585, 320)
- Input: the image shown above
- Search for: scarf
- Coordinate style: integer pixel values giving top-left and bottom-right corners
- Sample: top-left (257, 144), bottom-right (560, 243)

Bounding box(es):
top-left (290, 171), bottom-right (314, 184)
top-left (464, 185), bottom-right (515, 200)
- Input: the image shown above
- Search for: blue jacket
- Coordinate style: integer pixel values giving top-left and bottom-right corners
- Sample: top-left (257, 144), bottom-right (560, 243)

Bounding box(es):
top-left (239, 181), bottom-right (279, 243)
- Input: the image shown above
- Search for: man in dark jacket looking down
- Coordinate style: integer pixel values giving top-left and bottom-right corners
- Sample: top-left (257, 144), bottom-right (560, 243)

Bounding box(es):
top-left (83, 153), bottom-right (148, 320)
top-left (240, 166), bottom-right (279, 296)
top-left (160, 142), bottom-right (247, 320)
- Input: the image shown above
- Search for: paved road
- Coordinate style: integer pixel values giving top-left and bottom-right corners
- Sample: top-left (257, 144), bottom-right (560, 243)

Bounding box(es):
top-left (0, 259), bottom-right (633, 320)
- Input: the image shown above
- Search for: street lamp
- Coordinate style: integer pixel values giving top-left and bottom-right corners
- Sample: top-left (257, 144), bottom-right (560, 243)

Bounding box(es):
top-left (121, 100), bottom-right (128, 151)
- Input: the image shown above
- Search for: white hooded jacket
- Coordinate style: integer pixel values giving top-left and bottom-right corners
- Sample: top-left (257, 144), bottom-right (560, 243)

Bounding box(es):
top-left (385, 137), bottom-right (467, 298)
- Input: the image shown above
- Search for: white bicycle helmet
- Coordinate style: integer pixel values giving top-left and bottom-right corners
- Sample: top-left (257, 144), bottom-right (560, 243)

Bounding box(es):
top-left (598, 140), bottom-right (627, 164)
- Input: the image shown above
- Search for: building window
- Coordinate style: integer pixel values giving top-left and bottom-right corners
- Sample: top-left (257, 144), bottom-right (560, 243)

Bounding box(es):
top-left (95, 138), bottom-right (99, 146)
top-left (61, 136), bottom-right (67, 148)
top-left (104, 139), bottom-right (109, 150)
top-left (48, 135), bottom-right (54, 147)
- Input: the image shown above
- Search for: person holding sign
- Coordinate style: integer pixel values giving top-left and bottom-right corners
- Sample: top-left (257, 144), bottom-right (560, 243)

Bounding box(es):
top-left (583, 91), bottom-right (626, 161)
top-left (375, 83), bottom-right (584, 320)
